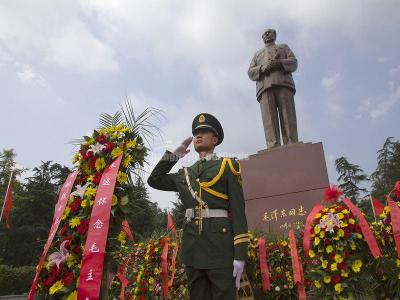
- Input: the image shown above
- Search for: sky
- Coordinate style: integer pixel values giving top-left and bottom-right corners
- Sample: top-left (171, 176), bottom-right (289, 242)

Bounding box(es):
top-left (1, 0), bottom-right (399, 208)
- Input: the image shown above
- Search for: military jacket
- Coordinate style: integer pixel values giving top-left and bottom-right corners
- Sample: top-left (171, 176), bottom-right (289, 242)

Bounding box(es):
top-left (147, 151), bottom-right (249, 269)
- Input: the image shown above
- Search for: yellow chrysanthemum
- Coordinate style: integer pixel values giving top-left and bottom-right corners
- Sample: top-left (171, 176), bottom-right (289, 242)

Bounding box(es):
top-left (66, 291), bottom-right (77, 300)
top-left (308, 249), bottom-right (315, 258)
top-left (148, 277), bottom-right (155, 285)
top-left (72, 153), bottom-right (82, 164)
top-left (62, 206), bottom-right (71, 221)
top-left (87, 175), bottom-right (94, 182)
top-left (396, 259), bottom-right (400, 268)
top-left (322, 260), bottom-right (328, 269)
top-left (314, 236), bottom-right (321, 246)
top-left (85, 186), bottom-right (97, 198)
top-left (117, 171), bottom-right (128, 184)
top-left (341, 270), bottom-right (349, 277)
top-left (314, 225), bottom-right (321, 234)
top-left (81, 199), bottom-right (88, 208)
top-left (126, 139), bottom-right (137, 149)
top-left (67, 255), bottom-right (76, 268)
top-left (323, 276), bottom-right (331, 284)
top-left (111, 147), bottom-right (123, 159)
top-left (326, 245), bottom-right (334, 253)
top-left (337, 212), bottom-right (344, 219)
top-left (49, 280), bottom-right (64, 295)
top-left (334, 283), bottom-right (343, 293)
top-left (335, 254), bottom-right (343, 263)
top-left (69, 217), bottom-right (81, 228)
top-left (319, 231), bottom-right (325, 238)
top-left (350, 241), bottom-right (357, 250)
top-left (123, 155), bottom-right (134, 168)
top-left (118, 231), bottom-right (126, 245)
top-left (314, 280), bottom-right (322, 289)
top-left (112, 194), bottom-right (118, 206)
top-left (95, 157), bottom-right (106, 171)
top-left (351, 259), bottom-right (362, 273)
top-left (342, 209), bottom-right (350, 214)
top-left (331, 263), bottom-right (338, 271)
top-left (337, 229), bottom-right (344, 238)
top-left (281, 240), bottom-right (288, 246)
top-left (355, 233), bottom-right (363, 239)
top-left (154, 267), bottom-right (160, 275)
top-left (349, 218), bottom-right (355, 224)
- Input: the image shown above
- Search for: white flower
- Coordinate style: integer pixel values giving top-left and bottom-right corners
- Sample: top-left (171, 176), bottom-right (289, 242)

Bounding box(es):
top-left (275, 286), bottom-right (281, 292)
top-left (89, 142), bottom-right (105, 154)
top-left (71, 183), bottom-right (90, 199)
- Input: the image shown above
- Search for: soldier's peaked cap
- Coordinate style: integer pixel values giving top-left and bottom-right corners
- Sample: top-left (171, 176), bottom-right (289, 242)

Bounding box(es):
top-left (192, 113), bottom-right (224, 146)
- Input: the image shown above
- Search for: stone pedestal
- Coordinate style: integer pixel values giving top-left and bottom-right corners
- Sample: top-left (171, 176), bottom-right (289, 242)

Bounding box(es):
top-left (239, 142), bottom-right (329, 235)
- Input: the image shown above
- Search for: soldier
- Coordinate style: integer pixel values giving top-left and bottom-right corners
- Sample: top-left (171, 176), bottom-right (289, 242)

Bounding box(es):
top-left (147, 113), bottom-right (249, 300)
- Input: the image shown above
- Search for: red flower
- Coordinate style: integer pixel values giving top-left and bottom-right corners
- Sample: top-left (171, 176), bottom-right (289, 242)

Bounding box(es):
top-left (70, 198), bottom-right (82, 212)
top-left (328, 253), bottom-right (335, 261)
top-left (59, 224), bottom-right (68, 236)
top-left (324, 185), bottom-right (343, 202)
top-left (394, 181), bottom-right (400, 198)
top-left (331, 274), bottom-right (341, 284)
top-left (338, 262), bottom-right (347, 270)
top-left (97, 134), bottom-right (107, 144)
top-left (93, 172), bottom-right (102, 185)
top-left (89, 156), bottom-right (97, 169)
top-left (103, 142), bottom-right (114, 153)
top-left (324, 238), bottom-right (332, 246)
top-left (304, 279), bottom-right (312, 287)
top-left (62, 271), bottom-right (74, 286)
top-left (83, 150), bottom-right (94, 160)
top-left (72, 245), bottom-right (81, 255)
top-left (77, 219), bottom-right (90, 235)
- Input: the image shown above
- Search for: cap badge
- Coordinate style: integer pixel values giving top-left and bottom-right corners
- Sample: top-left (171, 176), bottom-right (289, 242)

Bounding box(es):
top-left (199, 114), bottom-right (205, 123)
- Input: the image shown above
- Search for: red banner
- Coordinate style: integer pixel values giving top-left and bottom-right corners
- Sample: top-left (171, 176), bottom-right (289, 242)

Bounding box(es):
top-left (161, 238), bottom-right (169, 299)
top-left (257, 238), bottom-right (271, 292)
top-left (289, 229), bottom-right (306, 300)
top-left (167, 213), bottom-right (178, 287)
top-left (371, 195), bottom-right (384, 216)
top-left (122, 219), bottom-right (134, 241)
top-left (3, 175), bottom-right (13, 229)
top-left (342, 198), bottom-right (382, 258)
top-left (28, 171), bottom-right (78, 300)
top-left (77, 156), bottom-right (122, 300)
top-left (303, 202), bottom-right (324, 255)
top-left (388, 196), bottom-right (400, 258)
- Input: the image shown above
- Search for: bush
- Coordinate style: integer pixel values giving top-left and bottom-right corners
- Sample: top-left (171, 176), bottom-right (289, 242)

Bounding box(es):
top-left (0, 265), bottom-right (35, 296)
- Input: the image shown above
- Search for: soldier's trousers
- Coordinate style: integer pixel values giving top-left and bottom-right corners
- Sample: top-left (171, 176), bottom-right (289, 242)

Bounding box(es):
top-left (186, 266), bottom-right (236, 300)
top-left (259, 86), bottom-right (298, 148)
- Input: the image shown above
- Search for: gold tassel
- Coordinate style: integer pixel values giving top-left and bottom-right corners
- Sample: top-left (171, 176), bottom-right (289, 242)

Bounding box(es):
top-left (196, 178), bottom-right (202, 234)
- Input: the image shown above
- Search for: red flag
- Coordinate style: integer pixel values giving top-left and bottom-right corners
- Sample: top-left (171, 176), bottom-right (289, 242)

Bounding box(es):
top-left (3, 176), bottom-right (13, 229)
top-left (371, 195), bottom-right (384, 216)
top-left (167, 212), bottom-right (176, 234)
top-left (122, 219), bottom-right (134, 241)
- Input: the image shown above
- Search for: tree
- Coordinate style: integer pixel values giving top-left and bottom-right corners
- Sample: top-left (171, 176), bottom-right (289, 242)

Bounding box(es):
top-left (371, 137), bottom-right (400, 200)
top-left (171, 193), bottom-right (185, 230)
top-left (0, 161), bottom-right (70, 266)
top-left (335, 156), bottom-right (368, 203)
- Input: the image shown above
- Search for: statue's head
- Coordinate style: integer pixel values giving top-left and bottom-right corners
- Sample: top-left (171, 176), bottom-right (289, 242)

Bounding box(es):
top-left (262, 29), bottom-right (276, 44)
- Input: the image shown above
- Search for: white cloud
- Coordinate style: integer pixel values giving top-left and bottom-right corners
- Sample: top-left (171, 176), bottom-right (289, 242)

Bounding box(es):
top-left (358, 86), bottom-right (400, 119)
top-left (16, 65), bottom-right (46, 86)
top-left (321, 72), bottom-right (341, 88)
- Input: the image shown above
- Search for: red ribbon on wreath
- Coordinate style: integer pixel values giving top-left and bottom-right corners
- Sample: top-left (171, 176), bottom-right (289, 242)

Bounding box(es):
top-left (303, 202), bottom-right (324, 255)
top-left (289, 229), bottom-right (306, 300)
top-left (160, 237), bottom-right (169, 299)
top-left (387, 196), bottom-right (400, 258)
top-left (342, 198), bottom-right (382, 258)
top-left (257, 238), bottom-right (271, 292)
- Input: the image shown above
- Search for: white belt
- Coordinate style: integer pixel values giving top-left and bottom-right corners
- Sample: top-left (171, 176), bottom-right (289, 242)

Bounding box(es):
top-left (185, 208), bottom-right (228, 222)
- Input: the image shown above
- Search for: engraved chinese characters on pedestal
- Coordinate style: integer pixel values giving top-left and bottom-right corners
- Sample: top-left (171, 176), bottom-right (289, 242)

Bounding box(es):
top-left (263, 204), bottom-right (308, 231)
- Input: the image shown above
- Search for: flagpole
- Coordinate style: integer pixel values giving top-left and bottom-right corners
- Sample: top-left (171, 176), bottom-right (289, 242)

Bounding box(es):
top-left (370, 194), bottom-right (377, 223)
top-left (0, 171), bottom-right (13, 223)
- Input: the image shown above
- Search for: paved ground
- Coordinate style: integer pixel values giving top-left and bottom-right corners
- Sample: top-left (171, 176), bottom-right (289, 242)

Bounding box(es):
top-left (0, 295), bottom-right (27, 300)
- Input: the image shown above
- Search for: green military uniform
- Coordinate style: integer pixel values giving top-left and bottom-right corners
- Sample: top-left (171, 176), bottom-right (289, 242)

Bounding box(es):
top-left (147, 113), bottom-right (249, 300)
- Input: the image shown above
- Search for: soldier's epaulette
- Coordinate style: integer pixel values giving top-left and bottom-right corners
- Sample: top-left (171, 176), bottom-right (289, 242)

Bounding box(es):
top-left (221, 157), bottom-right (241, 176)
